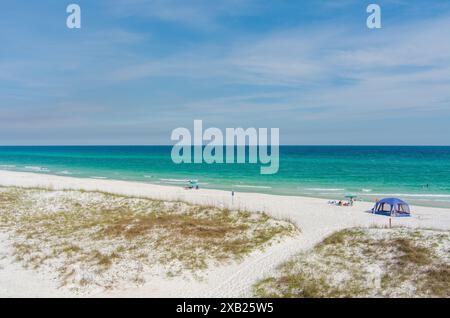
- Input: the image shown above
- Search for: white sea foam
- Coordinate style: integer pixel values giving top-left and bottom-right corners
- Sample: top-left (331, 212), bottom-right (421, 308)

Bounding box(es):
top-left (158, 179), bottom-right (211, 187)
top-left (233, 185), bottom-right (272, 189)
top-left (365, 193), bottom-right (450, 198)
top-left (413, 198), bottom-right (450, 202)
top-left (362, 189), bottom-right (372, 192)
top-left (24, 166), bottom-right (49, 172)
top-left (305, 188), bottom-right (344, 192)
top-left (0, 165), bottom-right (16, 168)
top-left (59, 170), bottom-right (72, 175)
top-left (159, 178), bottom-right (200, 184)
top-left (90, 176), bottom-right (107, 179)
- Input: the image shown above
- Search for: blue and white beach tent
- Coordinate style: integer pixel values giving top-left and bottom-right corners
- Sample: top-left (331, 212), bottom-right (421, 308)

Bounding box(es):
top-left (372, 198), bottom-right (411, 217)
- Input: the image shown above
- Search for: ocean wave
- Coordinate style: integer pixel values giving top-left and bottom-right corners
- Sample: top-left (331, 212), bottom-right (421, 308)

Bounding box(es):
top-left (24, 166), bottom-right (49, 172)
top-left (233, 185), bottom-right (272, 189)
top-left (305, 188), bottom-right (344, 192)
top-left (159, 178), bottom-right (202, 184)
top-left (412, 198), bottom-right (450, 202)
top-left (59, 170), bottom-right (72, 175)
top-left (158, 179), bottom-right (211, 187)
top-left (361, 189), bottom-right (372, 192)
top-left (364, 193), bottom-right (450, 198)
top-left (0, 164), bottom-right (16, 168)
top-left (90, 176), bottom-right (107, 179)
top-left (160, 178), bottom-right (188, 182)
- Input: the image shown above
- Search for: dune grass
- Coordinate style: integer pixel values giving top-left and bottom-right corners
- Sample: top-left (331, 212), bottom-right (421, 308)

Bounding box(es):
top-left (254, 227), bottom-right (449, 298)
top-left (0, 186), bottom-right (298, 292)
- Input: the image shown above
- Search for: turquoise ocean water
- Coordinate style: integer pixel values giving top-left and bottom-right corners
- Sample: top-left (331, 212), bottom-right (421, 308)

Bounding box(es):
top-left (0, 146), bottom-right (450, 208)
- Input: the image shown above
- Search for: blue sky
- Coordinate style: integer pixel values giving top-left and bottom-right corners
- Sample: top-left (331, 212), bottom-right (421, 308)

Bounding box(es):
top-left (1, 0), bottom-right (450, 145)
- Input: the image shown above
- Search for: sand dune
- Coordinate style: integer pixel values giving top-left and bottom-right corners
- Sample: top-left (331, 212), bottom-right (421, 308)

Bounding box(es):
top-left (0, 170), bottom-right (449, 297)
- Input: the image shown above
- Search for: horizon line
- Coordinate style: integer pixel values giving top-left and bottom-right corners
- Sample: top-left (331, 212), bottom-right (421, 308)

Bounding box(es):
top-left (1, 144), bottom-right (450, 147)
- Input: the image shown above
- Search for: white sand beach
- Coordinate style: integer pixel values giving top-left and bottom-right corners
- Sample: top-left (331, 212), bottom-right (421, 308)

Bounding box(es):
top-left (0, 170), bottom-right (449, 298)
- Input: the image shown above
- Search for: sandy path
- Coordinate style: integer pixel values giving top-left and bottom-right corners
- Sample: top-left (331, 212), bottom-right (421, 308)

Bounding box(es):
top-left (0, 170), bottom-right (449, 297)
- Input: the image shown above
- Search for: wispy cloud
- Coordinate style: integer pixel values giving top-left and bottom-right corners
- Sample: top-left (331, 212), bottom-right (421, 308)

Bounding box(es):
top-left (1, 1), bottom-right (450, 144)
top-left (106, 14), bottom-right (450, 116)
top-left (108, 0), bottom-right (259, 28)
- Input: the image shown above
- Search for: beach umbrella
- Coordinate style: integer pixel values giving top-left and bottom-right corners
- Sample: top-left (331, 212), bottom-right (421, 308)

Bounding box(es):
top-left (345, 194), bottom-right (357, 206)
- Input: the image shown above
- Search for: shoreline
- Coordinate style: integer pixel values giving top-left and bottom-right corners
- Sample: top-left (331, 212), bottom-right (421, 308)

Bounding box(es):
top-left (1, 168), bottom-right (449, 209)
top-left (1, 170), bottom-right (449, 297)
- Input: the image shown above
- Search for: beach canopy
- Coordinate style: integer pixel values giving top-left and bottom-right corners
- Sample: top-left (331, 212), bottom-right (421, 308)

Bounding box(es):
top-left (372, 198), bottom-right (411, 217)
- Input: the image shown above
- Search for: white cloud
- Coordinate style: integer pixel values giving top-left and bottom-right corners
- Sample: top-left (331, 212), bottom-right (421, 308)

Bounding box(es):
top-left (108, 0), bottom-right (258, 28)
top-left (108, 14), bottom-right (450, 121)
top-left (2, 2), bottom-right (450, 144)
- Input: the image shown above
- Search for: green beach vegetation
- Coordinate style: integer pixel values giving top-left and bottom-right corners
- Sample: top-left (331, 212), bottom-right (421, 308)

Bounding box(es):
top-left (254, 227), bottom-right (450, 298)
top-left (0, 186), bottom-right (298, 293)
